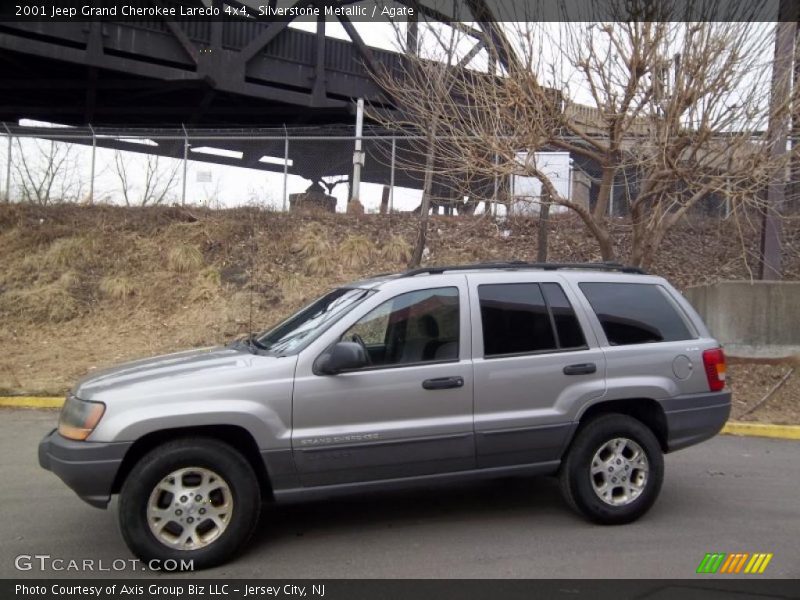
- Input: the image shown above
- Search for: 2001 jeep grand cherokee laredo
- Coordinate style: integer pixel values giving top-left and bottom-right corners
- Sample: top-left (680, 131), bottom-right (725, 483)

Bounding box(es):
top-left (39, 262), bottom-right (731, 568)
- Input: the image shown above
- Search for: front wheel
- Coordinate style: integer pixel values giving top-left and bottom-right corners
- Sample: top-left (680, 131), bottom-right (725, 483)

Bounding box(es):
top-left (119, 438), bottom-right (261, 569)
top-left (559, 414), bottom-right (664, 525)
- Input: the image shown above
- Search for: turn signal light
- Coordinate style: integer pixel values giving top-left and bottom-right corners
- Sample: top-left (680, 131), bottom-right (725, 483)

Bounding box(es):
top-left (58, 394), bottom-right (106, 441)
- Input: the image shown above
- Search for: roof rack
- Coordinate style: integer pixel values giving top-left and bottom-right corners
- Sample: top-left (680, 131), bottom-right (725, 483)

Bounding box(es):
top-left (399, 261), bottom-right (647, 277)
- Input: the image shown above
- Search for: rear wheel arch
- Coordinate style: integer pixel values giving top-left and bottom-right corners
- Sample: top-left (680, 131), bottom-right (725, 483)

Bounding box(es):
top-left (111, 425), bottom-right (274, 501)
top-left (559, 413), bottom-right (664, 524)
top-left (576, 398), bottom-right (669, 452)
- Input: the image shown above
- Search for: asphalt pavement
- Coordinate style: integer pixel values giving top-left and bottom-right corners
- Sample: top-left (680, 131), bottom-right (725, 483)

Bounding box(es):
top-left (2, 408), bottom-right (798, 579)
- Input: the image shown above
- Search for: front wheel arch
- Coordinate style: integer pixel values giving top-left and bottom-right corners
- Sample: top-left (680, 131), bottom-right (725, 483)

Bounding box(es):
top-left (112, 425), bottom-right (273, 501)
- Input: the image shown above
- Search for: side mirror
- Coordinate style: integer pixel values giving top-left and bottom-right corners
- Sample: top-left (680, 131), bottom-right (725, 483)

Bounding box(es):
top-left (315, 341), bottom-right (368, 375)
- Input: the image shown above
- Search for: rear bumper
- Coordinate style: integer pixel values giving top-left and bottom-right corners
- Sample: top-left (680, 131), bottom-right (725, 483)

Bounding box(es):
top-left (661, 391), bottom-right (732, 452)
top-left (38, 429), bottom-right (132, 508)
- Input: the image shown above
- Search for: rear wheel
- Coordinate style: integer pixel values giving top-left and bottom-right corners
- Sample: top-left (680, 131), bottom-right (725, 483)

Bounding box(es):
top-left (119, 438), bottom-right (261, 569)
top-left (559, 414), bottom-right (663, 524)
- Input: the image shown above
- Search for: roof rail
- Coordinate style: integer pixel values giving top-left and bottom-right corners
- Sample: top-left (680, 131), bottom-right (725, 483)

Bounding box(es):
top-left (399, 261), bottom-right (647, 277)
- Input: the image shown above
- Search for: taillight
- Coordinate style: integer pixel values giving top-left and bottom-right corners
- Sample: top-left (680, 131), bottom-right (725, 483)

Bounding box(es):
top-left (702, 348), bottom-right (727, 392)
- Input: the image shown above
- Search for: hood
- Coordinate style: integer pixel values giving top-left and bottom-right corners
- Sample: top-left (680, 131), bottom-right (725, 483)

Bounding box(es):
top-left (73, 346), bottom-right (259, 400)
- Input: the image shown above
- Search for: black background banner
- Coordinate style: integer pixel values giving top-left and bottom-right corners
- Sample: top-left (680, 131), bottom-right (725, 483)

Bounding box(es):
top-left (3, 580), bottom-right (800, 600)
top-left (0, 0), bottom-right (789, 23)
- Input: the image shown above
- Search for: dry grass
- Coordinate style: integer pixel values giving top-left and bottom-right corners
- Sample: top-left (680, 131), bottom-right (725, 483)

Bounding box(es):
top-left (224, 291), bottom-right (257, 329)
top-left (2, 203), bottom-right (800, 397)
top-left (0, 280), bottom-right (80, 322)
top-left (381, 234), bottom-right (412, 264)
top-left (290, 226), bottom-right (336, 276)
top-left (340, 235), bottom-right (376, 270)
top-left (189, 268), bottom-right (223, 302)
top-left (120, 234), bottom-right (162, 268)
top-left (58, 270), bottom-right (81, 289)
top-left (276, 271), bottom-right (303, 295)
top-left (292, 227), bottom-right (331, 259)
top-left (198, 266), bottom-right (222, 287)
top-left (42, 236), bottom-right (98, 269)
top-left (167, 244), bottom-right (204, 272)
top-left (99, 275), bottom-right (138, 301)
top-left (275, 271), bottom-right (317, 306)
top-left (304, 254), bottom-right (336, 277)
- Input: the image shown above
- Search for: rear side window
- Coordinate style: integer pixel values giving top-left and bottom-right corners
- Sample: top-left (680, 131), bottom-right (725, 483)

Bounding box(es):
top-left (479, 283), bottom-right (586, 357)
top-left (579, 282), bottom-right (693, 346)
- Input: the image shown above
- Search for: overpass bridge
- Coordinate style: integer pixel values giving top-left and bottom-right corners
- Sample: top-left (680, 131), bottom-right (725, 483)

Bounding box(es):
top-left (0, 18), bottom-right (397, 127)
top-left (0, 12), bottom-right (403, 187)
top-left (0, 1), bottom-right (508, 192)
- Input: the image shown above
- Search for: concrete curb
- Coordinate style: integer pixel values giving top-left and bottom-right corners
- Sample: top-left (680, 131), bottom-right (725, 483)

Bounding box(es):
top-left (1, 398), bottom-right (799, 440)
top-left (0, 396), bottom-right (63, 408)
top-left (721, 421), bottom-right (800, 440)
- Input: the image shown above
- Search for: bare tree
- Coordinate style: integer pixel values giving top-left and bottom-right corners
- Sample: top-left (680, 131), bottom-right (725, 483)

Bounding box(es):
top-left (12, 138), bottom-right (83, 205)
top-left (369, 20), bottom-right (469, 266)
top-left (371, 5), bottom-right (794, 269)
top-left (114, 151), bottom-right (180, 206)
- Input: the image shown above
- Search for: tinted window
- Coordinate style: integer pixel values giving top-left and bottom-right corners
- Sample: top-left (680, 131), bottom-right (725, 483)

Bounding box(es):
top-left (542, 283), bottom-right (586, 349)
top-left (579, 283), bottom-right (693, 346)
top-left (343, 287), bottom-right (459, 367)
top-left (479, 284), bottom-right (557, 356)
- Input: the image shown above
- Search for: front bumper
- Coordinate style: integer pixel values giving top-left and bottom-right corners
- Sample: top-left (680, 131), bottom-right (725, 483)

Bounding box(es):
top-left (38, 428), bottom-right (133, 508)
top-left (661, 391), bottom-right (732, 452)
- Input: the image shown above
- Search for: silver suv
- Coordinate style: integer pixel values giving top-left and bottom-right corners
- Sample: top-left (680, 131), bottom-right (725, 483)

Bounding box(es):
top-left (39, 262), bottom-right (731, 568)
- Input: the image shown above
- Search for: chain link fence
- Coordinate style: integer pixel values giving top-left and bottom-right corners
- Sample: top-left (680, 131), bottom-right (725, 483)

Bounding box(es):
top-left (0, 123), bottom-right (600, 217)
top-left (1, 122), bottom-right (771, 219)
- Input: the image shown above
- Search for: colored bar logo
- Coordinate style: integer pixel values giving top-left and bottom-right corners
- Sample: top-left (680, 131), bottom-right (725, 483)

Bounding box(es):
top-left (696, 553), bottom-right (773, 574)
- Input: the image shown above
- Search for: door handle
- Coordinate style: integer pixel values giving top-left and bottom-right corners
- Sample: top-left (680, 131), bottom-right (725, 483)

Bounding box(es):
top-left (422, 376), bottom-right (464, 390)
top-left (563, 363), bottom-right (597, 376)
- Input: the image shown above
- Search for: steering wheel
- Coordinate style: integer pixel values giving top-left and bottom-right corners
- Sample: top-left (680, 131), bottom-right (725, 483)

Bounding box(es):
top-left (350, 333), bottom-right (372, 365)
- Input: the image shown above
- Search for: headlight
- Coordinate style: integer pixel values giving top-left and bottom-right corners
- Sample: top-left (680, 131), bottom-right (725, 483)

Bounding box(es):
top-left (58, 394), bottom-right (105, 441)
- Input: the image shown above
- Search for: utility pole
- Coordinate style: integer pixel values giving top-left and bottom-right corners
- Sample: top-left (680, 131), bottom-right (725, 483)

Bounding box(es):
top-left (350, 98), bottom-right (365, 208)
top-left (791, 21), bottom-right (800, 209)
top-left (181, 124), bottom-right (189, 206)
top-left (89, 124), bottom-right (96, 205)
top-left (282, 127), bottom-right (289, 212)
top-left (4, 123), bottom-right (11, 203)
top-left (760, 2), bottom-right (796, 280)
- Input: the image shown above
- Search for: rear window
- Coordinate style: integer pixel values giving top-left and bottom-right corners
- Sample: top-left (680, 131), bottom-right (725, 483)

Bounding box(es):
top-left (579, 282), bottom-right (693, 346)
top-left (479, 283), bottom-right (586, 357)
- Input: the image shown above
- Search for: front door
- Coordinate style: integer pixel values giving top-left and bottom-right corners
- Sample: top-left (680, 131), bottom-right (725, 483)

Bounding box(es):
top-left (291, 280), bottom-right (475, 487)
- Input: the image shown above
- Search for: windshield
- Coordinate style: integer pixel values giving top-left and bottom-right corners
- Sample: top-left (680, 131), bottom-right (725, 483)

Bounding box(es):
top-left (255, 287), bottom-right (373, 355)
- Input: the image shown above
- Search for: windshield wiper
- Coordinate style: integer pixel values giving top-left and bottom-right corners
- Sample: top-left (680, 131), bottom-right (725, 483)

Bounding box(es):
top-left (246, 334), bottom-right (270, 352)
top-left (228, 334), bottom-right (269, 354)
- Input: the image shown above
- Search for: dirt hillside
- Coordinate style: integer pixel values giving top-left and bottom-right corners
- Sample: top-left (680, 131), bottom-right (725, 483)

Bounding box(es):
top-left (1, 204), bottom-right (798, 423)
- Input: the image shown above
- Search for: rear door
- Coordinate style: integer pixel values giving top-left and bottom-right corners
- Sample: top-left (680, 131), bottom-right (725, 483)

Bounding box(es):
top-left (468, 273), bottom-right (606, 468)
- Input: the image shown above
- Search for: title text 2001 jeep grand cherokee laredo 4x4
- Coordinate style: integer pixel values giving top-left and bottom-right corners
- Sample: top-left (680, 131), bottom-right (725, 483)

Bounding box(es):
top-left (40, 262), bottom-right (730, 568)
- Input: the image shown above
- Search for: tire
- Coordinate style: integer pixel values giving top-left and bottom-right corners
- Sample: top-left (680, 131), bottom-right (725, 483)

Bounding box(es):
top-left (119, 437), bottom-right (261, 569)
top-left (559, 414), bottom-right (663, 525)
